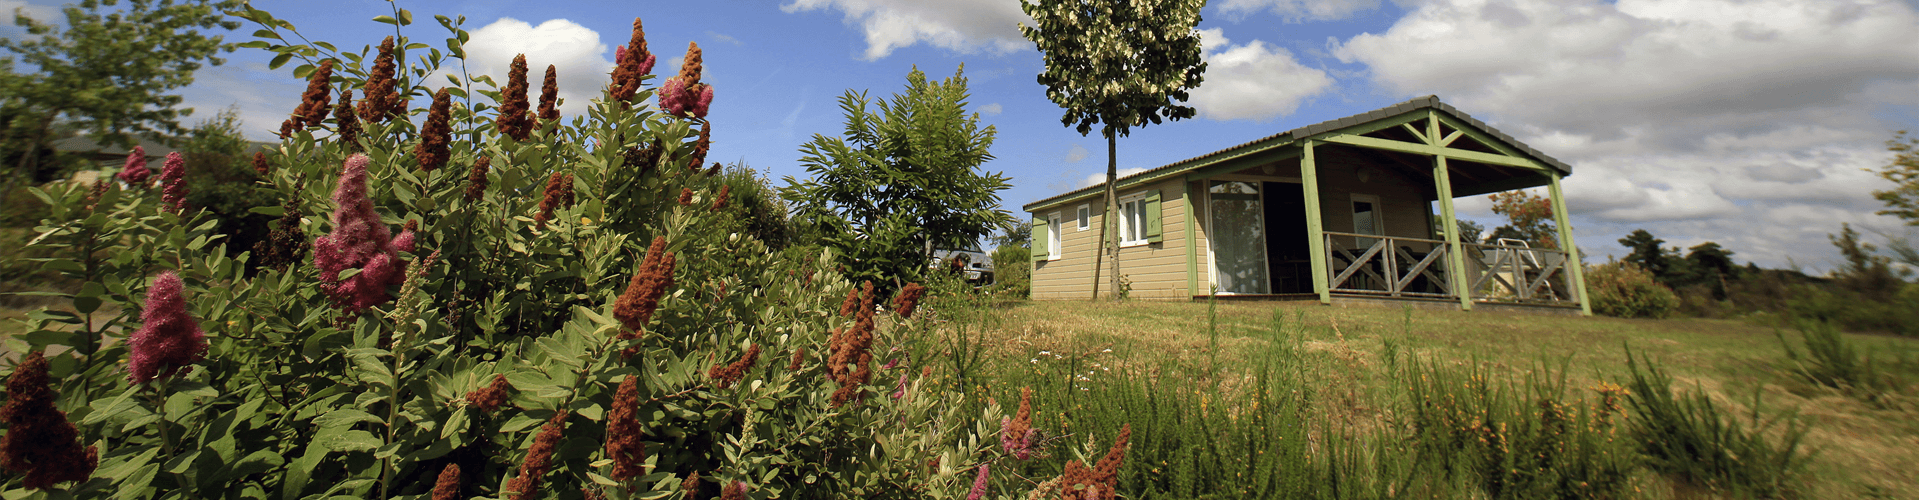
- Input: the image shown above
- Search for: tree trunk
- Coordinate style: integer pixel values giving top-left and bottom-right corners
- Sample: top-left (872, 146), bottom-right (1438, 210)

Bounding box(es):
top-left (1105, 133), bottom-right (1122, 300)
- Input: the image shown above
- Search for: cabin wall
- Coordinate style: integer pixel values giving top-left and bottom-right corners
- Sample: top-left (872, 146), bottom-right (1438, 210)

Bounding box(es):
top-left (1031, 177), bottom-right (1192, 300)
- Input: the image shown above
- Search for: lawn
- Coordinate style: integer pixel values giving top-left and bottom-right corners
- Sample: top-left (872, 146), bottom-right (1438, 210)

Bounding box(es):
top-left (952, 298), bottom-right (1919, 499)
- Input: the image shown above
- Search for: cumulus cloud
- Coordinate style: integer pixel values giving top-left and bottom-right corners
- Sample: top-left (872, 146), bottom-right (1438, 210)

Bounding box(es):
top-left (1219, 0), bottom-right (1384, 21)
top-left (429, 17), bottom-right (615, 120)
top-left (1188, 28), bottom-right (1334, 122)
top-left (174, 62), bottom-right (309, 141)
top-left (978, 102), bottom-right (1003, 116)
top-left (781, 0), bottom-right (1029, 60)
top-left (1332, 0), bottom-right (1919, 270)
top-left (1084, 167), bottom-right (1148, 188)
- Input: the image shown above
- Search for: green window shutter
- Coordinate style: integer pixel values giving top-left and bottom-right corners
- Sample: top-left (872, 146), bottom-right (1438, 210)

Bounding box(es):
top-left (1145, 191), bottom-right (1164, 244)
top-left (1031, 215), bottom-right (1048, 261)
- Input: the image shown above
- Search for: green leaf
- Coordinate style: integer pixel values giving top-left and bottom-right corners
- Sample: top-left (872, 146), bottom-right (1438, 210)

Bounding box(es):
top-left (96, 447), bottom-right (159, 480)
top-left (372, 15), bottom-right (398, 25)
top-left (84, 388), bottom-right (143, 425)
top-left (114, 463), bottom-right (160, 500)
top-left (238, 40), bottom-right (272, 49)
top-left (249, 205), bottom-right (286, 217)
top-left (269, 52), bottom-right (294, 70)
top-left (323, 430), bottom-right (383, 452)
top-left (251, 29), bottom-right (281, 40)
top-left (293, 64), bottom-right (316, 80)
top-left (315, 408), bottom-right (384, 428)
top-left (398, 9), bottom-right (414, 26)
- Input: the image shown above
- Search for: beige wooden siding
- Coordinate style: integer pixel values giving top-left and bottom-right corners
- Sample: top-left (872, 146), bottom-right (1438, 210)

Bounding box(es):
top-left (1031, 178), bottom-right (1193, 301)
top-left (1311, 146), bottom-right (1441, 253)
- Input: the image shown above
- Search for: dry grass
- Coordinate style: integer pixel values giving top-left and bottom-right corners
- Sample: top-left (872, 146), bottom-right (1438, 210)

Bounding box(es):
top-left (957, 297), bottom-right (1919, 499)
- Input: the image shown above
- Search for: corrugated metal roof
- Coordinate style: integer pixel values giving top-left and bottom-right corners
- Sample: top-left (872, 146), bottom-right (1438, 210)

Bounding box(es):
top-left (1021, 95), bottom-right (1572, 212)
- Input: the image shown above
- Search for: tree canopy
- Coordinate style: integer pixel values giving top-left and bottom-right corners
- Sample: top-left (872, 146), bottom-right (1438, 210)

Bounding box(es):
top-left (1019, 0), bottom-right (1206, 299)
top-left (1872, 130), bottom-right (1919, 224)
top-left (0, 0), bottom-right (241, 204)
top-left (785, 66), bottom-right (1011, 289)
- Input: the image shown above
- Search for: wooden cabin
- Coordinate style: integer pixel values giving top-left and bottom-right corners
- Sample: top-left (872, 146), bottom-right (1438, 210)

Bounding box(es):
top-left (1022, 96), bottom-right (1592, 314)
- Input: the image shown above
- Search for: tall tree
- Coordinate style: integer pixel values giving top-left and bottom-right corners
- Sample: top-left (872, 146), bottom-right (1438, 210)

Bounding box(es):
top-left (1020, 0), bottom-right (1206, 300)
top-left (0, 0), bottom-right (242, 206)
top-left (1684, 241), bottom-right (1737, 299)
top-left (786, 66), bottom-right (1012, 290)
top-left (1618, 229), bottom-right (1670, 278)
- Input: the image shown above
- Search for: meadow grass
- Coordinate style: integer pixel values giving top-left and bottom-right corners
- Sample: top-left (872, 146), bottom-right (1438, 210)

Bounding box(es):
top-left (951, 298), bottom-right (1919, 499)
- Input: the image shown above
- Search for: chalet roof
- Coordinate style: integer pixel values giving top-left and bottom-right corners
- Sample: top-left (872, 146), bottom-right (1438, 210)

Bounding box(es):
top-left (1021, 95), bottom-right (1572, 212)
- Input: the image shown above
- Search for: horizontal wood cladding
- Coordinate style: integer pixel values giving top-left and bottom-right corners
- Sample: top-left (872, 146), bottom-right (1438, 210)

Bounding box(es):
top-left (1032, 178), bottom-right (1191, 300)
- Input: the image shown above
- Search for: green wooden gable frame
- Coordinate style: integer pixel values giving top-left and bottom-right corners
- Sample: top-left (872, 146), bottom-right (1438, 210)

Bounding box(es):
top-left (1020, 95), bottom-right (1589, 315)
top-left (1021, 95), bottom-right (1573, 214)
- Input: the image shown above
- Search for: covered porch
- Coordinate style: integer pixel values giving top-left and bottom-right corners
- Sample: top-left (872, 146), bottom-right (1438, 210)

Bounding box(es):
top-left (1179, 98), bottom-right (1590, 314)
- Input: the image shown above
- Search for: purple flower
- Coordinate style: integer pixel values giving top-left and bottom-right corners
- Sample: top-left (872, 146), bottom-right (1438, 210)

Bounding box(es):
top-left (127, 272), bottom-right (207, 385)
top-left (159, 152), bottom-right (188, 213)
top-left (881, 358), bottom-right (900, 371)
top-left (966, 464), bottom-right (989, 500)
top-left (116, 146), bottom-right (151, 187)
top-left (890, 373), bottom-right (908, 400)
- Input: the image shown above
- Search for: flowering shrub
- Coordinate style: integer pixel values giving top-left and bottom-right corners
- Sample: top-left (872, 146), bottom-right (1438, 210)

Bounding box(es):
top-left (1588, 261), bottom-right (1680, 319)
top-left (0, 5), bottom-right (1052, 498)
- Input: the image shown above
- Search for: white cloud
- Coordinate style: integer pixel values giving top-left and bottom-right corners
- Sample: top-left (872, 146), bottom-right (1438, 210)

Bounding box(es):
top-left (1331, 0), bottom-right (1919, 270)
top-left (1084, 167), bottom-right (1147, 188)
top-left (430, 17), bottom-right (615, 120)
top-left (1189, 28), bottom-right (1334, 122)
top-left (1064, 143), bottom-right (1088, 163)
top-left (1219, 0), bottom-right (1384, 21)
top-left (978, 102), bottom-right (1002, 116)
top-left (706, 31), bottom-right (743, 46)
top-left (781, 0), bottom-right (1029, 60)
top-left (174, 62), bottom-right (309, 141)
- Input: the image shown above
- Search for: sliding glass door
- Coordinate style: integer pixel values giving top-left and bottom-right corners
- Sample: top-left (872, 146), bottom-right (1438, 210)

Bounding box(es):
top-left (1208, 181), bottom-right (1269, 294)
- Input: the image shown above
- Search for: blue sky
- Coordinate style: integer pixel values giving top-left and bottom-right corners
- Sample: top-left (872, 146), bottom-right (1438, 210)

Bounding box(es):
top-left (6, 0), bottom-right (1919, 272)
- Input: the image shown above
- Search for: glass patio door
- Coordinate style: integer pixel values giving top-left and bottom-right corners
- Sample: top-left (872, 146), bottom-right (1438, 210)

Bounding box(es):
top-left (1208, 180), bottom-right (1270, 294)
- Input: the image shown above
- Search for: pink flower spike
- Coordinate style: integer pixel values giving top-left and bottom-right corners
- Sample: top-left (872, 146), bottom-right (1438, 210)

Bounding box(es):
top-left (890, 373), bottom-right (908, 400)
top-left (116, 146), bottom-right (151, 187)
top-left (313, 154), bottom-right (409, 313)
top-left (159, 152), bottom-right (188, 214)
top-left (616, 45), bottom-right (626, 64)
top-left (127, 272), bottom-right (207, 385)
top-left (966, 464), bottom-right (989, 500)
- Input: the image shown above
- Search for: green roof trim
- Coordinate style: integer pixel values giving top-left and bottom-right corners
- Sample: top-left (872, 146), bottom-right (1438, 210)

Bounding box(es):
top-left (1021, 95), bottom-right (1573, 213)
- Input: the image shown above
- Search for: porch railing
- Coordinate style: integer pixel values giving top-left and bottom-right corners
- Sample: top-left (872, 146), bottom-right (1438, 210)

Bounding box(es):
top-left (1462, 240), bottom-right (1575, 304)
top-left (1322, 232), bottom-right (1454, 298)
top-left (1320, 233), bottom-right (1578, 306)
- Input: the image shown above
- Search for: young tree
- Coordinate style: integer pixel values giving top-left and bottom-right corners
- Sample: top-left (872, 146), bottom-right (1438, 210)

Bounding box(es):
top-left (0, 0), bottom-right (242, 206)
top-left (1019, 0), bottom-right (1206, 300)
top-left (786, 66), bottom-right (1012, 290)
top-left (1829, 223), bottom-right (1907, 301)
top-left (1487, 190), bottom-right (1557, 248)
top-left (1684, 241), bottom-right (1737, 299)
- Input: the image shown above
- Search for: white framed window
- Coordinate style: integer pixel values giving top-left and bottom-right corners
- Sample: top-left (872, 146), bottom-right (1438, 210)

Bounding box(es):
top-left (1047, 212), bottom-right (1063, 260)
top-left (1076, 204), bottom-right (1090, 231)
top-left (1351, 194), bottom-right (1383, 247)
top-left (1117, 192), bottom-right (1149, 247)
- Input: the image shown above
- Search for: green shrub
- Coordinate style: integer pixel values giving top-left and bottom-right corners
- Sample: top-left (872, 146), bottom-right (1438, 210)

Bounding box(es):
top-left (987, 244), bottom-right (1028, 298)
top-left (0, 9), bottom-right (1024, 498)
top-left (1624, 348), bottom-right (1809, 498)
top-left (1587, 261), bottom-right (1679, 319)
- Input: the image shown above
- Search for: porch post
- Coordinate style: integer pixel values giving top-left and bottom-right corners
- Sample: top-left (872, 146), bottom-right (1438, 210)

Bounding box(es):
top-left (1434, 155), bottom-right (1473, 311)
top-left (1548, 173), bottom-right (1592, 316)
top-left (1185, 175), bottom-right (1199, 298)
top-left (1301, 141), bottom-right (1331, 304)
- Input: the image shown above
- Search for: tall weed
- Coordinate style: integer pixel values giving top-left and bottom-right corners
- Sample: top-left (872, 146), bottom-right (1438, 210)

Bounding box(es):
top-left (1624, 348), bottom-right (1809, 498)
